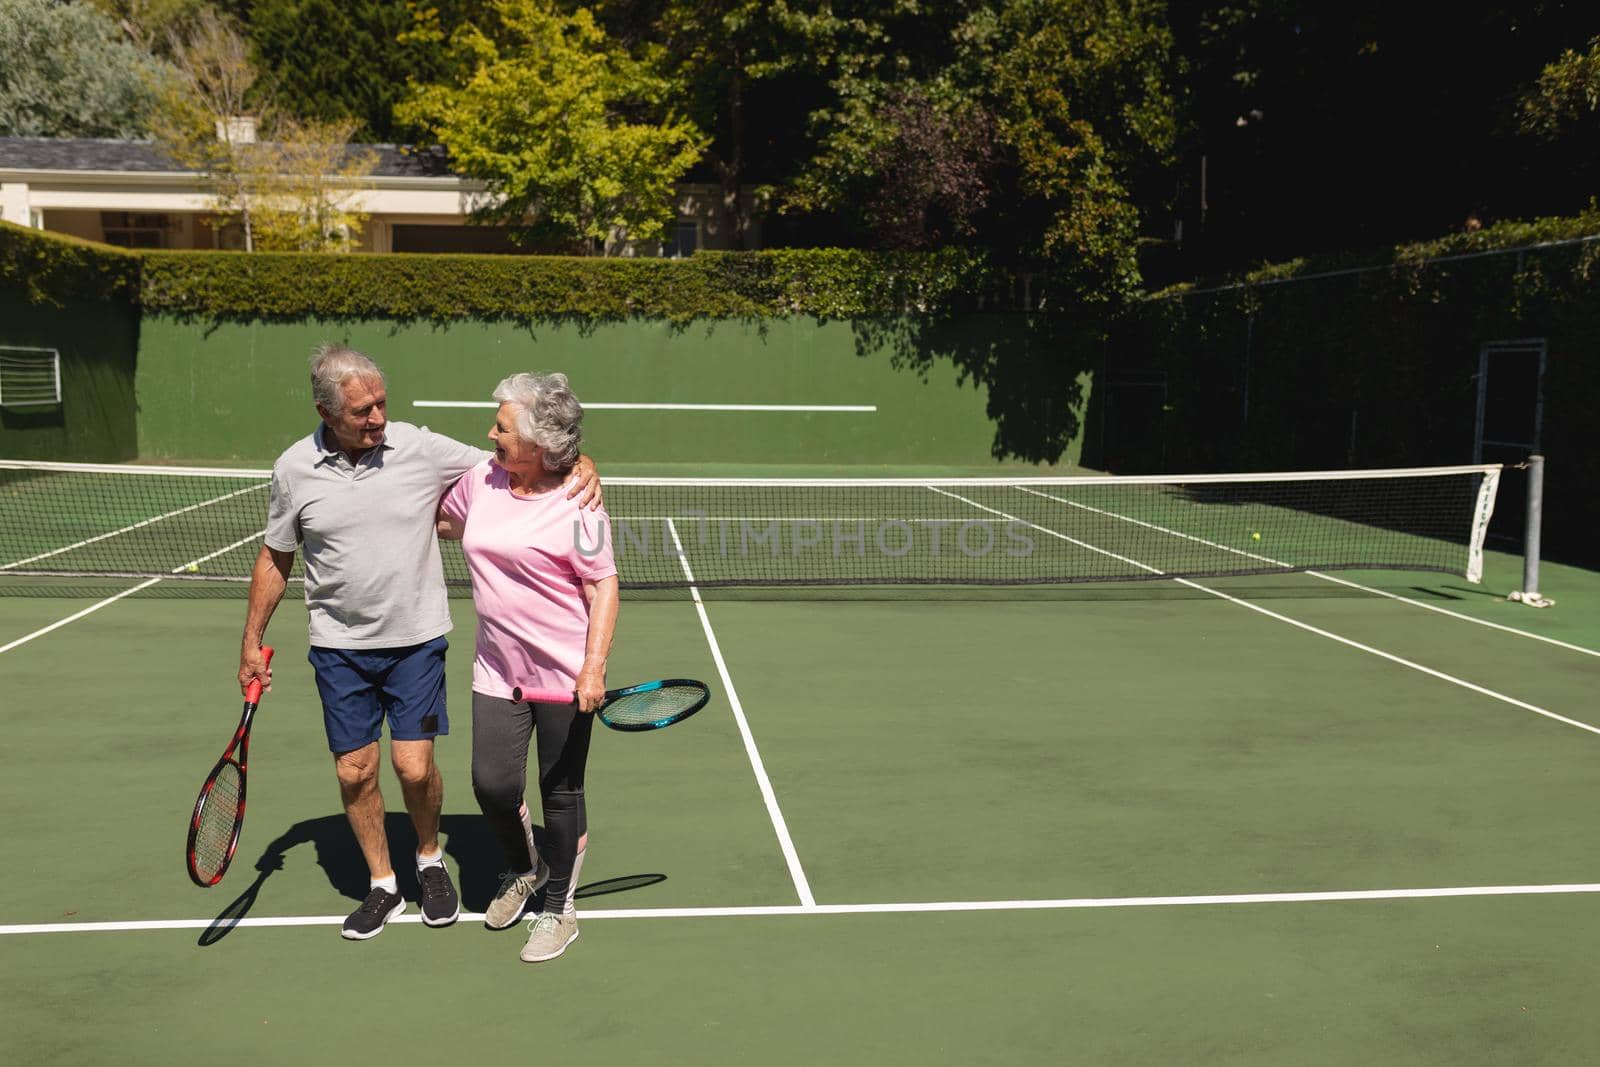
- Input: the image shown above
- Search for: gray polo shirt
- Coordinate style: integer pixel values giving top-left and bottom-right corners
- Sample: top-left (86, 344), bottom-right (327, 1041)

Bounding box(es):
top-left (264, 421), bottom-right (487, 649)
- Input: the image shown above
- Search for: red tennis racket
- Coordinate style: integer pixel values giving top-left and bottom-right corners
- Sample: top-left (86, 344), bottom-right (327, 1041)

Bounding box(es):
top-left (186, 647), bottom-right (274, 887)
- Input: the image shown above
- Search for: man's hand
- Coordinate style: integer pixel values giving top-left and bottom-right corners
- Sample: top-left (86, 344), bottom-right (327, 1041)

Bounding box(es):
top-left (239, 545), bottom-right (292, 696)
top-left (239, 644), bottom-right (273, 697)
top-left (564, 454), bottom-right (603, 510)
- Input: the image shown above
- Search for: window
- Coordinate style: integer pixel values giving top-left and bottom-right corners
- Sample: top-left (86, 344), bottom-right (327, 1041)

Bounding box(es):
top-left (0, 346), bottom-right (62, 406)
top-left (100, 212), bottom-right (171, 249)
top-left (392, 224), bottom-right (525, 254)
top-left (661, 220), bottom-right (700, 258)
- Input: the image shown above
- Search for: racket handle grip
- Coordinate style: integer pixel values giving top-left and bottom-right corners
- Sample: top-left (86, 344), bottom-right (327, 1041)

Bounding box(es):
top-left (244, 646), bottom-right (275, 704)
top-left (510, 685), bottom-right (573, 704)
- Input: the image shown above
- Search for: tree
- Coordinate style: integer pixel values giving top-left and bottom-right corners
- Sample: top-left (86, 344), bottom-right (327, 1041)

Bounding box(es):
top-left (981, 0), bottom-right (1178, 294)
top-left (150, 9), bottom-right (376, 252)
top-left (789, 82), bottom-right (996, 250)
top-left (0, 0), bottom-right (173, 138)
top-left (398, 0), bottom-right (707, 254)
top-left (150, 8), bottom-right (273, 249)
top-left (591, 0), bottom-right (828, 249)
top-left (86, 0), bottom-right (209, 54)
top-left (244, 0), bottom-right (456, 142)
top-left (781, 0), bottom-right (1177, 296)
top-left (252, 118), bottom-right (377, 252)
top-left (1520, 36), bottom-right (1600, 139)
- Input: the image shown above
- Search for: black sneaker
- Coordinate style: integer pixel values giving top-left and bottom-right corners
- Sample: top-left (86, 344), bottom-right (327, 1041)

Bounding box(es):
top-left (342, 886), bottom-right (405, 941)
top-left (418, 863), bottom-right (460, 927)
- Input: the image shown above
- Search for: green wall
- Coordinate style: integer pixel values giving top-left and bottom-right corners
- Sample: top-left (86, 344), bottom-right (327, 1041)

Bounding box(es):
top-left (135, 314), bottom-right (1092, 467)
top-left (0, 288), bottom-right (139, 461)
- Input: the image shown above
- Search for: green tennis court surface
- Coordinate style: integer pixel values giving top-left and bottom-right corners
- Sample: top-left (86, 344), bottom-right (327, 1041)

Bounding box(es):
top-left (4, 537), bottom-right (1599, 1061)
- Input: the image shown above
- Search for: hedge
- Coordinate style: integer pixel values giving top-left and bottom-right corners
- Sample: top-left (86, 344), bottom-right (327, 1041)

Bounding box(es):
top-left (1156, 206), bottom-right (1600, 294)
top-left (0, 220), bottom-right (140, 307)
top-left (10, 210), bottom-right (1600, 322)
top-left (134, 246), bottom-right (1011, 321)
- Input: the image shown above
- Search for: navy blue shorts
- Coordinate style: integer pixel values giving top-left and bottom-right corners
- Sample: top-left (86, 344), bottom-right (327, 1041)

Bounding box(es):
top-left (309, 636), bottom-right (450, 754)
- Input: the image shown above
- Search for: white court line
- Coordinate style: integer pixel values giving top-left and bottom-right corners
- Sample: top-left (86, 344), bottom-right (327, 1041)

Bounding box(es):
top-left (414, 401), bottom-right (877, 412)
top-left (1303, 570), bottom-right (1600, 658)
top-left (7, 882), bottom-right (1600, 935)
top-left (1, 481), bottom-right (267, 570)
top-left (665, 518), bottom-right (817, 907)
top-left (1015, 486), bottom-right (1600, 660)
top-left (932, 489), bottom-right (1600, 738)
top-left (0, 529), bottom-right (266, 656)
top-left (0, 578), bottom-right (162, 654)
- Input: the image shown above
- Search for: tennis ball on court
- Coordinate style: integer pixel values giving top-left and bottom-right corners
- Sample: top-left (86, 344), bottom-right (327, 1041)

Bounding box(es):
top-left (185, 562), bottom-right (200, 572)
top-left (1250, 531), bottom-right (1262, 541)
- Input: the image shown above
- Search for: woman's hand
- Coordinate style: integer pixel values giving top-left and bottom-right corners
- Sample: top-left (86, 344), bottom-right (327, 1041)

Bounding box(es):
top-left (575, 660), bottom-right (606, 713)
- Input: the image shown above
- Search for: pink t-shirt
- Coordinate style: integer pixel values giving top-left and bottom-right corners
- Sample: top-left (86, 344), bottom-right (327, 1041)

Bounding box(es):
top-left (439, 461), bottom-right (616, 699)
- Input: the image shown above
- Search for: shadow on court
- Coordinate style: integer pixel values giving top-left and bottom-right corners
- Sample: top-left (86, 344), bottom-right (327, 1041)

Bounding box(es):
top-left (198, 812), bottom-right (665, 946)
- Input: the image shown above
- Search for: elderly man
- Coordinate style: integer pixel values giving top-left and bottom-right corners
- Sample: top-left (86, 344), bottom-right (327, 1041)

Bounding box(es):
top-left (237, 343), bottom-right (600, 941)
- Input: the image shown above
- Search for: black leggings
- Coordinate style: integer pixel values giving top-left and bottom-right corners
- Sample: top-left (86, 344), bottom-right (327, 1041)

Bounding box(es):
top-left (471, 691), bottom-right (593, 910)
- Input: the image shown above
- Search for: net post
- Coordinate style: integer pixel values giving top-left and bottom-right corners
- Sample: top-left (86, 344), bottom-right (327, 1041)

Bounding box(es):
top-left (1509, 454), bottom-right (1554, 608)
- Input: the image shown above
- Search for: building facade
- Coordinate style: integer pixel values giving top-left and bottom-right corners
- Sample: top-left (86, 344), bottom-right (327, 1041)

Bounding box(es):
top-left (0, 137), bottom-right (757, 256)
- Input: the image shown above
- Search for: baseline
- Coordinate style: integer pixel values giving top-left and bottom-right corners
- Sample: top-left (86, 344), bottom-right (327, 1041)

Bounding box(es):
top-left (7, 882), bottom-right (1600, 935)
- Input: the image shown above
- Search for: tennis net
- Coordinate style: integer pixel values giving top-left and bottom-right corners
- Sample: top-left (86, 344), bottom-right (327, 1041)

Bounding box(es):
top-left (0, 459), bottom-right (1501, 594)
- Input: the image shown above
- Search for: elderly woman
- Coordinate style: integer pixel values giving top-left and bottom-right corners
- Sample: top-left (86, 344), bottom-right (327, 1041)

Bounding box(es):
top-left (437, 372), bottom-right (618, 963)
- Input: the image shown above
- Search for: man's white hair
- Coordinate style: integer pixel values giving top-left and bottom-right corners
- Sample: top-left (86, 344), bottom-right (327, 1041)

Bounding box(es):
top-left (493, 372), bottom-right (583, 472)
top-left (310, 343), bottom-right (385, 414)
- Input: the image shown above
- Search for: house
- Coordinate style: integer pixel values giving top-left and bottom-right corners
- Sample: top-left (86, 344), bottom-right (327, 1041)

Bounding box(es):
top-left (0, 135), bottom-right (758, 256)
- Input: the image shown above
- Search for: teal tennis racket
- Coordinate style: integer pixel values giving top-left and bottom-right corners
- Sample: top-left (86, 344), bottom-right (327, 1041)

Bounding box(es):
top-left (511, 679), bottom-right (710, 732)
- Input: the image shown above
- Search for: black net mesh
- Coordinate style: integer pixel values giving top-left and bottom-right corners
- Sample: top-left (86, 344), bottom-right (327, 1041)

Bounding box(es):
top-left (1, 462), bottom-right (1499, 597)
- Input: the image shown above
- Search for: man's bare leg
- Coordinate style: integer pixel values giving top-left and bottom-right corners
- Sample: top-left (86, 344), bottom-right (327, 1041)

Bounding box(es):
top-left (391, 739), bottom-right (442, 855)
top-left (335, 742), bottom-right (391, 879)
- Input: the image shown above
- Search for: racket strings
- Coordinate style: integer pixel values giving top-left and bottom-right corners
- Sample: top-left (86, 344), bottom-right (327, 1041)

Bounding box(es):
top-left (602, 685), bottom-right (706, 728)
top-left (193, 763), bottom-right (243, 877)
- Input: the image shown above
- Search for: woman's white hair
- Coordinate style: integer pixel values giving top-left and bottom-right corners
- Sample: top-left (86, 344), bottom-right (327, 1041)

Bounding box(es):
top-left (310, 343), bottom-right (385, 414)
top-left (493, 372), bottom-right (583, 472)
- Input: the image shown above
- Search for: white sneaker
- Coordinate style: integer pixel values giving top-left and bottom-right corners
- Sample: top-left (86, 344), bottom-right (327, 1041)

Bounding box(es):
top-left (484, 861), bottom-right (549, 930)
top-left (519, 912), bottom-right (579, 962)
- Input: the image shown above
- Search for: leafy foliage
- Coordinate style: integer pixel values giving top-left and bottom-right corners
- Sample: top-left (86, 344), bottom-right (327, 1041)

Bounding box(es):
top-left (982, 0), bottom-right (1178, 293)
top-left (243, 0), bottom-right (446, 142)
top-left (148, 10), bottom-right (376, 252)
top-left (791, 82), bottom-right (996, 251)
top-left (135, 245), bottom-right (1000, 320)
top-left (0, 0), bottom-right (174, 138)
top-left (590, 0), bottom-right (823, 247)
top-left (250, 118), bottom-right (377, 252)
top-left (397, 0), bottom-right (707, 255)
top-left (86, 0), bottom-right (210, 54)
top-left (147, 8), bottom-right (274, 248)
top-left (780, 0), bottom-right (1177, 298)
top-left (0, 220), bottom-right (141, 306)
top-left (1519, 36), bottom-right (1600, 139)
